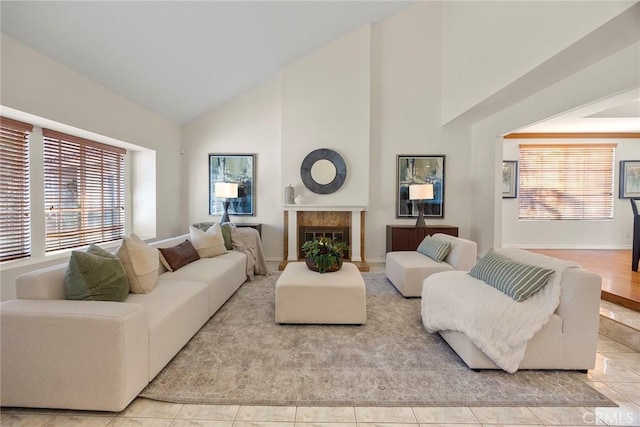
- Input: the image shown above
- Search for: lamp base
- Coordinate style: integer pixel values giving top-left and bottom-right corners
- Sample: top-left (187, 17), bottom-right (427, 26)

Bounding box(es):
top-left (415, 203), bottom-right (426, 228)
top-left (221, 200), bottom-right (231, 224)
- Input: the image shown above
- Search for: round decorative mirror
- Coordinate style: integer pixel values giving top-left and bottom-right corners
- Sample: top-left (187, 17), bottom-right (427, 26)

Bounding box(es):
top-left (310, 159), bottom-right (336, 185)
top-left (300, 148), bottom-right (347, 194)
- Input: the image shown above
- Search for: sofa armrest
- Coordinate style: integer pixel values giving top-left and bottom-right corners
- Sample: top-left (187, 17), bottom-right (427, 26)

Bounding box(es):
top-left (432, 233), bottom-right (478, 271)
top-left (556, 267), bottom-right (602, 369)
top-left (1, 299), bottom-right (149, 411)
top-left (15, 263), bottom-right (67, 300)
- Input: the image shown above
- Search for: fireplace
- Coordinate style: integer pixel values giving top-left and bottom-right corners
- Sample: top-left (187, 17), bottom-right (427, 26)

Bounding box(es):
top-left (280, 205), bottom-right (368, 271)
top-left (298, 226), bottom-right (350, 260)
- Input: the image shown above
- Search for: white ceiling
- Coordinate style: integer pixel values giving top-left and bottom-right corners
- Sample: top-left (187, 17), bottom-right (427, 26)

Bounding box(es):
top-left (2, 1), bottom-right (638, 132)
top-left (0, 1), bottom-right (415, 124)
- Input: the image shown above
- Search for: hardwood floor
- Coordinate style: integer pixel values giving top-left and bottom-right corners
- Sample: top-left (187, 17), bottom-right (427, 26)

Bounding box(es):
top-left (530, 249), bottom-right (640, 312)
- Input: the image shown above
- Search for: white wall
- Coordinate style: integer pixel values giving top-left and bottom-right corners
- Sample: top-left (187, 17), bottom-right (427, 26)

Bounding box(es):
top-left (281, 25), bottom-right (371, 207)
top-left (184, 3), bottom-right (474, 263)
top-left (471, 41), bottom-right (640, 255)
top-left (182, 79), bottom-right (283, 259)
top-left (183, 2), bottom-right (639, 262)
top-left (502, 138), bottom-right (640, 249)
top-left (368, 2), bottom-right (472, 261)
top-left (0, 35), bottom-right (183, 300)
top-left (183, 26), bottom-right (372, 261)
top-left (0, 35), bottom-right (182, 238)
top-left (441, 1), bottom-right (635, 124)
top-left (2, 1), bottom-right (636, 290)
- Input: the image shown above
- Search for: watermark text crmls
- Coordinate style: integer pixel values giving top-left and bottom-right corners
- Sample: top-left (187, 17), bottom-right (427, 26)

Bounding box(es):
top-left (583, 410), bottom-right (636, 425)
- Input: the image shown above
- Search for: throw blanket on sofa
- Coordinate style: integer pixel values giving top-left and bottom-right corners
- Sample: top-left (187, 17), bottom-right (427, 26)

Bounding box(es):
top-left (192, 223), bottom-right (269, 279)
top-left (231, 227), bottom-right (269, 280)
top-left (422, 249), bottom-right (579, 373)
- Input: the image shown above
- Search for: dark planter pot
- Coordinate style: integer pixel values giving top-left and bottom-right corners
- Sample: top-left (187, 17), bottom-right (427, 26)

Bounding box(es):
top-left (305, 257), bottom-right (343, 273)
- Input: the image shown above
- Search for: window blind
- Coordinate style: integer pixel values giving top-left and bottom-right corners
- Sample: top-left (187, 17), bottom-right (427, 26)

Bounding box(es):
top-left (518, 144), bottom-right (615, 220)
top-left (0, 117), bottom-right (33, 261)
top-left (43, 129), bottom-right (126, 252)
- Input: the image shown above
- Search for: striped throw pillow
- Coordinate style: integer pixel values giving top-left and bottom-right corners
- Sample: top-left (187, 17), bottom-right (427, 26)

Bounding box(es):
top-left (416, 236), bottom-right (451, 262)
top-left (469, 249), bottom-right (555, 302)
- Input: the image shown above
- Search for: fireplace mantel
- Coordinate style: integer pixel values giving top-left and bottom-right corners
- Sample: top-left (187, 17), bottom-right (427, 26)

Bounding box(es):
top-left (283, 204), bottom-right (367, 212)
top-left (280, 205), bottom-right (369, 271)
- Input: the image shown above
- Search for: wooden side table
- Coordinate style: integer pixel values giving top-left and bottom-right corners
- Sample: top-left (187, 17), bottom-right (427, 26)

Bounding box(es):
top-left (386, 225), bottom-right (458, 252)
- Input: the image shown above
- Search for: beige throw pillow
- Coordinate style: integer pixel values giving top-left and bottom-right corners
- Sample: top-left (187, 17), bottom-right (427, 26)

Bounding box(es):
top-left (116, 234), bottom-right (159, 294)
top-left (189, 224), bottom-right (227, 258)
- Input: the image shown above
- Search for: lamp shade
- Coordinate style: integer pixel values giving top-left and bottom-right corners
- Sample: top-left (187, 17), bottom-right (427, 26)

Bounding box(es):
top-left (215, 182), bottom-right (238, 199)
top-left (409, 183), bottom-right (434, 201)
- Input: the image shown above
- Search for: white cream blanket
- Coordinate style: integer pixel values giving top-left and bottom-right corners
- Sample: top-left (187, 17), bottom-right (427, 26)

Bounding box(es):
top-left (421, 248), bottom-right (579, 373)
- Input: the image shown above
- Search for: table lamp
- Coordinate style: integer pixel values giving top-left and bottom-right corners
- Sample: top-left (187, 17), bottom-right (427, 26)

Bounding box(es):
top-left (409, 183), bottom-right (434, 228)
top-left (215, 182), bottom-right (238, 223)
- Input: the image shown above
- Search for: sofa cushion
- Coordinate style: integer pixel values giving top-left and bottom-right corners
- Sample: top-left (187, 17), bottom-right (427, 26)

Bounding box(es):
top-left (417, 236), bottom-right (451, 262)
top-left (158, 239), bottom-right (200, 272)
top-left (158, 252), bottom-right (243, 285)
top-left (64, 244), bottom-right (129, 302)
top-left (430, 234), bottom-right (478, 271)
top-left (385, 251), bottom-right (455, 297)
top-left (158, 252), bottom-right (247, 315)
top-left (469, 249), bottom-right (555, 302)
top-left (189, 224), bottom-right (227, 258)
top-left (116, 234), bottom-right (159, 294)
top-left (125, 280), bottom-right (209, 379)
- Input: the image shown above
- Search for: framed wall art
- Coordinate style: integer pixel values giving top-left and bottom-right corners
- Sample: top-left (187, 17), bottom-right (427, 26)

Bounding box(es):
top-left (502, 161), bottom-right (518, 199)
top-left (209, 153), bottom-right (256, 216)
top-left (619, 160), bottom-right (640, 199)
top-left (396, 155), bottom-right (445, 218)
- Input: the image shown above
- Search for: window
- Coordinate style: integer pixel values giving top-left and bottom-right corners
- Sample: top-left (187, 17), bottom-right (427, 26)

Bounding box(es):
top-left (0, 118), bottom-right (32, 261)
top-left (44, 129), bottom-right (126, 252)
top-left (518, 144), bottom-right (615, 220)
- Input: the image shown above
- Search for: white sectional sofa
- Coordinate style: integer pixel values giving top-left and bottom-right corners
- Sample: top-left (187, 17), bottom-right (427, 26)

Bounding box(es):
top-left (385, 233), bottom-right (478, 297)
top-left (422, 248), bottom-right (602, 372)
top-left (0, 233), bottom-right (251, 412)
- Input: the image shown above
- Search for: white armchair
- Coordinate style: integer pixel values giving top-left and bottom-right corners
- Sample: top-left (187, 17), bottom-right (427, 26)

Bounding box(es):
top-left (385, 233), bottom-right (477, 297)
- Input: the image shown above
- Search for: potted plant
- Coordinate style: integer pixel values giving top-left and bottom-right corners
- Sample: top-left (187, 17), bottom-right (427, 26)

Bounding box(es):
top-left (301, 237), bottom-right (348, 273)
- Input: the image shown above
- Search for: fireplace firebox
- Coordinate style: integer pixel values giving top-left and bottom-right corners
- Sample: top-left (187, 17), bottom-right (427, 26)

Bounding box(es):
top-left (280, 207), bottom-right (368, 272)
top-left (298, 226), bottom-right (350, 260)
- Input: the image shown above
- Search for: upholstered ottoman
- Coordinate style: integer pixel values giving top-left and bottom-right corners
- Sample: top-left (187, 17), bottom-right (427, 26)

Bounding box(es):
top-left (275, 262), bottom-right (366, 324)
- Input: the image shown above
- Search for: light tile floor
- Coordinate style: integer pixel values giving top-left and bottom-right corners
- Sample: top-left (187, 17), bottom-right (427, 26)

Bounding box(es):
top-left (2, 268), bottom-right (639, 427)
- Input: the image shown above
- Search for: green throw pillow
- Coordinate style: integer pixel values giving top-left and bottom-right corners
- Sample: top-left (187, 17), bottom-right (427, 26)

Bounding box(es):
top-left (469, 249), bottom-right (555, 302)
top-left (220, 223), bottom-right (234, 250)
top-left (416, 236), bottom-right (451, 262)
top-left (194, 222), bottom-right (213, 231)
top-left (64, 244), bottom-right (129, 302)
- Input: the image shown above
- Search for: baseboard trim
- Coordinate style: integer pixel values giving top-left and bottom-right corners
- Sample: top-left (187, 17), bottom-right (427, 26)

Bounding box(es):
top-left (501, 244), bottom-right (632, 250)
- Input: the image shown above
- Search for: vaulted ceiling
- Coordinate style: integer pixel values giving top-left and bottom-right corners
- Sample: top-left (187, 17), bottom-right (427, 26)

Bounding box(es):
top-left (1, 1), bottom-right (414, 124)
top-left (2, 1), bottom-right (638, 131)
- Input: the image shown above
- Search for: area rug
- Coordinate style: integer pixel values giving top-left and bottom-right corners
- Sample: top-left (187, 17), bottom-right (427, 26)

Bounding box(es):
top-left (140, 271), bottom-right (614, 407)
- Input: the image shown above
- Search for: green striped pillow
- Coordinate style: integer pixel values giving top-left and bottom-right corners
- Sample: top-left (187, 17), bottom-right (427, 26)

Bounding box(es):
top-left (416, 236), bottom-right (451, 262)
top-left (469, 249), bottom-right (555, 302)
